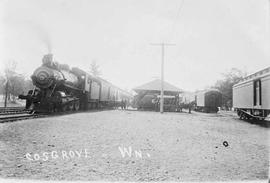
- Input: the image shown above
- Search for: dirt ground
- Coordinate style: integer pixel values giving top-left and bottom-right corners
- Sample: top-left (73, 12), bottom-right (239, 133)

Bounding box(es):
top-left (0, 110), bottom-right (269, 181)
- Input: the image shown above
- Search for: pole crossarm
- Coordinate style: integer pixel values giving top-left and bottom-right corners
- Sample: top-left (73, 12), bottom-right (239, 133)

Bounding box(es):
top-left (150, 43), bottom-right (176, 46)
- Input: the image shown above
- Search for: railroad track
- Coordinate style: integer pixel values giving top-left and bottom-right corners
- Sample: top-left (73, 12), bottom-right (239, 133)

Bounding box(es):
top-left (0, 107), bottom-right (41, 123)
top-left (0, 107), bottom-right (97, 123)
top-left (0, 110), bottom-right (32, 115)
top-left (0, 107), bottom-right (73, 123)
top-left (0, 107), bottom-right (30, 115)
top-left (0, 107), bottom-right (25, 110)
top-left (0, 112), bottom-right (47, 123)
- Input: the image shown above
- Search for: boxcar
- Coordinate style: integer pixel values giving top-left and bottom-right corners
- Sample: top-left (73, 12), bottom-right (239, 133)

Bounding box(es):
top-left (195, 89), bottom-right (222, 113)
top-left (233, 67), bottom-right (270, 120)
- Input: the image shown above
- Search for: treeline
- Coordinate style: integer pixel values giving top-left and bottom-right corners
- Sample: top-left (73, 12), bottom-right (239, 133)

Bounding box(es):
top-left (213, 68), bottom-right (247, 110)
top-left (0, 61), bottom-right (33, 103)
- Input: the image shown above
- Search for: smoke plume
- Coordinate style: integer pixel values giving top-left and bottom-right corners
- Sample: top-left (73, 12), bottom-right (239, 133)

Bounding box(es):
top-left (5, 17), bottom-right (53, 53)
top-left (27, 21), bottom-right (53, 53)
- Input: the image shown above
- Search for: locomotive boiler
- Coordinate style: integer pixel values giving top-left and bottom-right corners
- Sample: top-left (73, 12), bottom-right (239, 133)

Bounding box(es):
top-left (32, 57), bottom-right (80, 90)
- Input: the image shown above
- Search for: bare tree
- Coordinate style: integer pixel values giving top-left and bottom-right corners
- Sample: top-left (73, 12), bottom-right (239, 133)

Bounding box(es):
top-left (2, 61), bottom-right (17, 106)
top-left (89, 60), bottom-right (101, 77)
top-left (0, 61), bottom-right (34, 106)
top-left (0, 75), bottom-right (5, 95)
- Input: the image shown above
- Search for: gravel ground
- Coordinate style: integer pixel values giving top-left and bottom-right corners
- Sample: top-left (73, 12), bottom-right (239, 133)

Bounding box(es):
top-left (0, 110), bottom-right (269, 181)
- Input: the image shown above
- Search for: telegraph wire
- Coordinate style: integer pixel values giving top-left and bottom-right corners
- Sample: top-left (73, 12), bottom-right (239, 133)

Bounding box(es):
top-left (149, 1), bottom-right (185, 113)
top-left (167, 0), bottom-right (185, 42)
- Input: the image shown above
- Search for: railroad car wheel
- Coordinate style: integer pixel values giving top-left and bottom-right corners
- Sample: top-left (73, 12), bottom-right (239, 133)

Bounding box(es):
top-left (54, 106), bottom-right (60, 113)
top-left (62, 105), bottom-right (68, 112)
top-left (239, 112), bottom-right (244, 120)
top-left (74, 101), bottom-right (80, 111)
top-left (69, 102), bottom-right (74, 111)
top-left (237, 110), bottom-right (242, 117)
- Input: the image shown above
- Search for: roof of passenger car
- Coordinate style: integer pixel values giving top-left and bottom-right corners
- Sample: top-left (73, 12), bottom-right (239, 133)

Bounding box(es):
top-left (233, 67), bottom-right (270, 87)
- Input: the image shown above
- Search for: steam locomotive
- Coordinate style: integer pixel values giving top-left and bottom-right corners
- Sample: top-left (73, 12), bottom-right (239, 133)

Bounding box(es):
top-left (19, 54), bottom-right (132, 112)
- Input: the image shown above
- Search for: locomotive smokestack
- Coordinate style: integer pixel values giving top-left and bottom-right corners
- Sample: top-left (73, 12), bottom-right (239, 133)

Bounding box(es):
top-left (42, 54), bottom-right (53, 66)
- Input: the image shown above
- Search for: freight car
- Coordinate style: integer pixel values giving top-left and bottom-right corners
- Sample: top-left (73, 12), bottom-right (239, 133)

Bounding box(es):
top-left (233, 67), bottom-right (270, 121)
top-left (19, 54), bottom-right (132, 112)
top-left (194, 89), bottom-right (222, 113)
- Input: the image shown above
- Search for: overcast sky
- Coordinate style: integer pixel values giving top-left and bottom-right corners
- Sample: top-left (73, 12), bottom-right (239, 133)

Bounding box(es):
top-left (0, 0), bottom-right (269, 91)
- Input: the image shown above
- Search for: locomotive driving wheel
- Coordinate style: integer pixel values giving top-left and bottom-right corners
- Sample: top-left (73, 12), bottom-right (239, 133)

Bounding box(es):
top-left (54, 106), bottom-right (60, 113)
top-left (74, 101), bottom-right (80, 111)
top-left (62, 104), bottom-right (68, 112)
top-left (69, 102), bottom-right (74, 111)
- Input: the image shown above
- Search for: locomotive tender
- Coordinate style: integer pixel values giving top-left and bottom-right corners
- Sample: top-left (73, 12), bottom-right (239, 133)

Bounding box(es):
top-left (233, 67), bottom-right (270, 120)
top-left (19, 54), bottom-right (132, 112)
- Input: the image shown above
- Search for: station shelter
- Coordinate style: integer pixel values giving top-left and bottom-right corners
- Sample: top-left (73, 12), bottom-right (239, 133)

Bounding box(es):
top-left (132, 79), bottom-right (182, 111)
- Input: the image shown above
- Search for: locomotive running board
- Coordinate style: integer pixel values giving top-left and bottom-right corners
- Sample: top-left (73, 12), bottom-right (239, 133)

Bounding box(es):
top-left (239, 109), bottom-right (264, 120)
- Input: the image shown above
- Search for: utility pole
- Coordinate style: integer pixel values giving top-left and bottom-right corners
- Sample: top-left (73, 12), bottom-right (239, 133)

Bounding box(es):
top-left (150, 42), bottom-right (175, 113)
